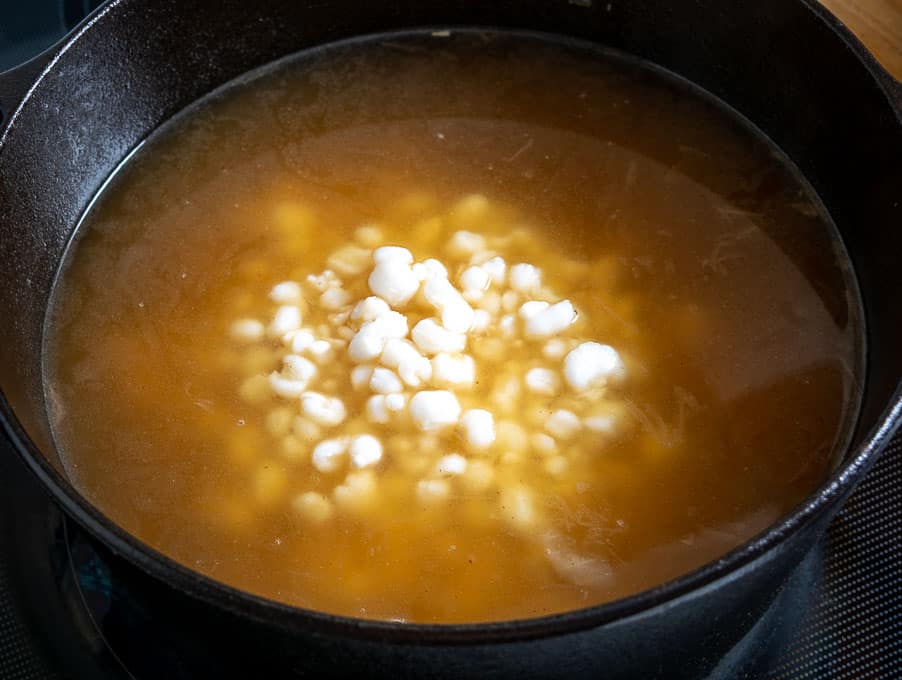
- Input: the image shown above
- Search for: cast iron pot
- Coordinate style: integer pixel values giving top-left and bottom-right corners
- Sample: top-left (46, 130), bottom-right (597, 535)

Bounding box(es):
top-left (1, 1), bottom-right (900, 678)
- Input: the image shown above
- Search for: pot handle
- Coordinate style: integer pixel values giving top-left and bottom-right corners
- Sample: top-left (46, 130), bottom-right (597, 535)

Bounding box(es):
top-left (0, 47), bottom-right (57, 136)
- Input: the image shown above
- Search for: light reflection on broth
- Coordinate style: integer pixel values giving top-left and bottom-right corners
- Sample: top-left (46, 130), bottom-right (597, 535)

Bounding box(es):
top-left (44, 32), bottom-right (862, 623)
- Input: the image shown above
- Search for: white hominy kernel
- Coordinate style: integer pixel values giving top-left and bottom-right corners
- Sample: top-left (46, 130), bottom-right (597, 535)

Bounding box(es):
top-left (481, 256), bottom-right (507, 285)
top-left (476, 291), bottom-right (502, 316)
top-left (366, 395), bottom-right (390, 424)
top-left (378, 311), bottom-right (409, 338)
top-left (283, 354), bottom-right (317, 382)
top-left (499, 450), bottom-right (524, 467)
top-left (279, 435), bottom-right (306, 462)
top-left (461, 409), bottom-right (496, 450)
top-left (490, 375), bottom-right (521, 413)
top-left (545, 409), bottom-right (581, 439)
top-left (423, 258), bottom-right (449, 278)
top-left (351, 296), bottom-right (391, 324)
top-left (293, 417), bottom-right (322, 442)
top-left (496, 420), bottom-right (528, 453)
top-left (544, 455), bottom-right (569, 477)
top-left (320, 287), bottom-right (351, 310)
top-left (351, 365), bottom-right (374, 390)
top-left (584, 401), bottom-right (627, 434)
top-left (459, 265), bottom-right (491, 301)
top-left (269, 281), bottom-right (302, 304)
top-left (417, 433), bottom-right (441, 453)
top-left (509, 263), bottom-right (541, 293)
top-left (501, 291), bottom-right (520, 313)
top-left (423, 278), bottom-right (473, 333)
top-left (468, 249), bottom-right (494, 264)
top-left (423, 276), bottom-right (468, 310)
top-left (311, 438), bottom-right (349, 473)
top-left (525, 367), bottom-right (560, 395)
top-left (431, 353), bottom-right (476, 388)
top-left (398, 357), bottom-right (432, 388)
top-left (461, 459), bottom-right (495, 492)
top-left (435, 453), bottom-right (468, 476)
top-left (349, 434), bottom-right (383, 468)
top-left (411, 318), bottom-right (466, 355)
top-left (306, 270), bottom-right (338, 292)
top-left (333, 470), bottom-right (378, 512)
top-left (327, 245), bottom-right (371, 276)
top-left (348, 321), bottom-right (393, 363)
top-left (384, 393), bottom-right (407, 412)
top-left (584, 415), bottom-right (617, 433)
top-left (518, 300), bottom-right (550, 320)
top-left (301, 392), bottom-right (347, 427)
top-left (542, 456), bottom-right (570, 477)
top-left (531, 433), bottom-right (558, 456)
top-left (268, 305), bottom-right (302, 338)
top-left (336, 325), bottom-right (354, 341)
top-left (499, 314), bottom-right (516, 338)
top-left (269, 373), bottom-right (309, 399)
top-left (543, 338), bottom-right (569, 360)
top-left (289, 329), bottom-right (315, 353)
top-left (370, 367), bottom-right (403, 394)
top-left (525, 300), bottom-right (577, 338)
top-left (455, 193), bottom-right (489, 217)
top-left (412, 258), bottom-right (449, 282)
top-left (441, 301), bottom-right (475, 333)
top-left (500, 486), bottom-right (537, 531)
top-left (416, 478), bottom-right (450, 504)
top-left (308, 339), bottom-right (333, 363)
top-left (564, 342), bottom-right (624, 391)
top-left (447, 230), bottom-right (486, 258)
top-left (373, 246), bottom-right (414, 264)
top-left (329, 310), bottom-right (350, 327)
top-left (368, 260), bottom-right (420, 306)
top-left (409, 390), bottom-right (462, 431)
top-left (229, 319), bottom-right (265, 343)
top-left (239, 375), bottom-right (270, 404)
top-left (472, 337), bottom-right (505, 362)
top-left (471, 309), bottom-right (492, 332)
top-left (292, 492), bottom-right (334, 523)
top-left (265, 407), bottom-right (295, 437)
top-left (354, 224), bottom-right (383, 246)
top-left (380, 339), bottom-right (432, 387)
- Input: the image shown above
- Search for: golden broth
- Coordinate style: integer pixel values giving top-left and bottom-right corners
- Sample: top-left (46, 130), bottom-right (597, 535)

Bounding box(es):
top-left (44, 32), bottom-right (862, 623)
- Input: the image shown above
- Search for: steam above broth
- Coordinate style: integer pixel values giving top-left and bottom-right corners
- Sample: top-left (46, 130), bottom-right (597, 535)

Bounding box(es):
top-left (44, 31), bottom-right (862, 623)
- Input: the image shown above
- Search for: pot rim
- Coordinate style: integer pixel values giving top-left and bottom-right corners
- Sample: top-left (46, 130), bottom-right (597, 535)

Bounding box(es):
top-left (1, 0), bottom-right (900, 645)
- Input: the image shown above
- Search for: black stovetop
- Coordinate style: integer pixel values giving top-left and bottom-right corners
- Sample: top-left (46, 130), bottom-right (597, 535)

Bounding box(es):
top-left (1, 4), bottom-right (900, 678)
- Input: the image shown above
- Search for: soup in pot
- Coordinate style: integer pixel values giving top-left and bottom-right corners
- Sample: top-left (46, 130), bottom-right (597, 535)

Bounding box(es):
top-left (44, 31), bottom-right (863, 623)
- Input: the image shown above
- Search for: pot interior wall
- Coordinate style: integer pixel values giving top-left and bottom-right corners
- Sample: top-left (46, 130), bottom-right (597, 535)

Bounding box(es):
top-left (0, 0), bottom-right (900, 482)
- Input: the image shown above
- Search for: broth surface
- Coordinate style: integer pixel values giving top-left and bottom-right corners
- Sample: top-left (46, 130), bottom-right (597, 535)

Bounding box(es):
top-left (45, 31), bottom-right (862, 623)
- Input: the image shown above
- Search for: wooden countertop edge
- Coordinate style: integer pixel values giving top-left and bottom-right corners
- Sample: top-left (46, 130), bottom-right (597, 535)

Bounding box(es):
top-left (820, 0), bottom-right (902, 80)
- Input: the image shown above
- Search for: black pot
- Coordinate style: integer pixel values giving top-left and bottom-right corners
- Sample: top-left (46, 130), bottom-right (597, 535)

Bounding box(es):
top-left (1, 1), bottom-right (900, 678)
